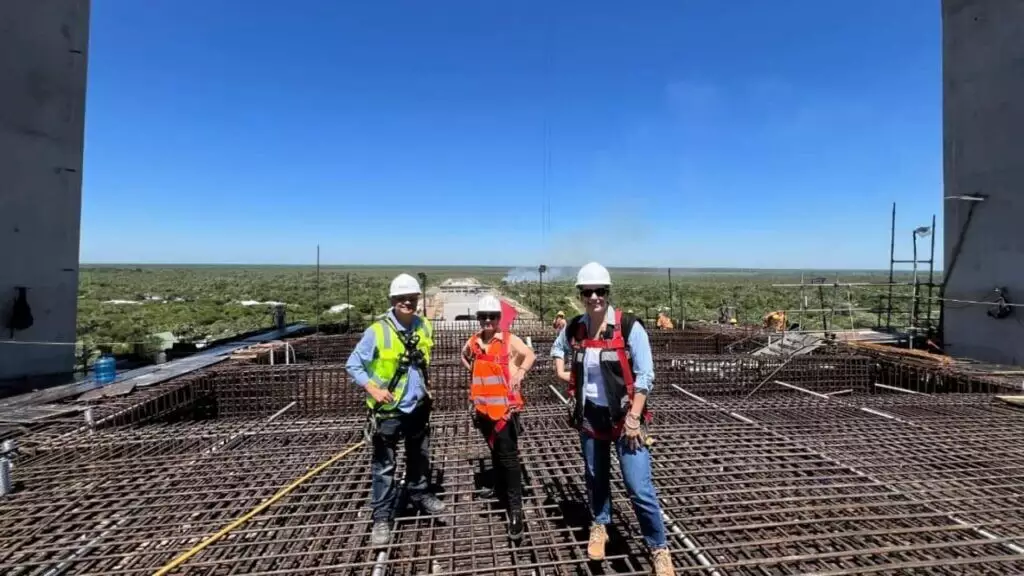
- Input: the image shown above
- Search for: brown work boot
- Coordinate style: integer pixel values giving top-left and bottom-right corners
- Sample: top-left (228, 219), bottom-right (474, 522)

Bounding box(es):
top-left (652, 548), bottom-right (675, 576)
top-left (587, 523), bottom-right (608, 560)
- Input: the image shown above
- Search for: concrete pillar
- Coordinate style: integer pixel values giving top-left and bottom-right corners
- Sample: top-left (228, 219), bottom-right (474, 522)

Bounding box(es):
top-left (0, 1), bottom-right (90, 379)
top-left (942, 0), bottom-right (1024, 364)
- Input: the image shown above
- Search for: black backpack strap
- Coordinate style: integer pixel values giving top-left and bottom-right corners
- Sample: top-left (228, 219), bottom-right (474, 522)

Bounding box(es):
top-left (570, 313), bottom-right (638, 343)
top-left (566, 314), bottom-right (585, 346)
top-left (602, 321), bottom-right (615, 339)
top-left (619, 312), bottom-right (641, 345)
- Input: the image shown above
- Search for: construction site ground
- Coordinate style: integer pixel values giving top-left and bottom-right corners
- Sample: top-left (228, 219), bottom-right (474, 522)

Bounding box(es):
top-left (2, 322), bottom-right (1024, 575)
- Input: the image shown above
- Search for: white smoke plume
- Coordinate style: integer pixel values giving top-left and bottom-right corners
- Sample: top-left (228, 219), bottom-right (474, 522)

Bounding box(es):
top-left (502, 266), bottom-right (573, 284)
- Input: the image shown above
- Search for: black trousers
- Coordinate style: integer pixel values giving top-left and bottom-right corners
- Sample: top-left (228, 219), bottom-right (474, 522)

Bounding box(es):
top-left (475, 412), bottom-right (523, 513)
top-left (370, 403), bottom-right (432, 522)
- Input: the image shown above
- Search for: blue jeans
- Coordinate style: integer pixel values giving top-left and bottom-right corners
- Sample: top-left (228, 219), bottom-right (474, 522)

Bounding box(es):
top-left (580, 410), bottom-right (668, 549)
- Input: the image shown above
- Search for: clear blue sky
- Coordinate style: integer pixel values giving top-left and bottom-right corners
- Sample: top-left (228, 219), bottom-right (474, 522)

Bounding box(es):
top-left (81, 0), bottom-right (942, 269)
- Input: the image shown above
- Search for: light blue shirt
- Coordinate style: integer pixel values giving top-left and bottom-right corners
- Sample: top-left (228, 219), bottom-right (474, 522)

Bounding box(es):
top-left (549, 305), bottom-right (655, 407)
top-left (345, 309), bottom-right (428, 414)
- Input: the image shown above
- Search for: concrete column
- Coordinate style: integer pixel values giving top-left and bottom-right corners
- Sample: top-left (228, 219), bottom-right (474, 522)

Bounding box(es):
top-left (942, 0), bottom-right (1024, 364)
top-left (0, 1), bottom-right (90, 379)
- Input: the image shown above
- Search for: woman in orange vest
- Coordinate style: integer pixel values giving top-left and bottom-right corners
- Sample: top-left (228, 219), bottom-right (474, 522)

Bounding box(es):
top-left (462, 294), bottom-right (536, 541)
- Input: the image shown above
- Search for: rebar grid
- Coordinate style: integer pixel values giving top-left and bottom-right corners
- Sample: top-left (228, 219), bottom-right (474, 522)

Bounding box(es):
top-left (653, 354), bottom-right (873, 397)
top-left (0, 419), bottom-right (366, 575)
top-left (285, 327), bottom-right (766, 367)
top-left (648, 421), bottom-right (1024, 574)
top-left (5, 331), bottom-right (1024, 574)
top-left (655, 388), bottom-right (1024, 574)
top-left (71, 372), bottom-right (215, 429)
top-left (207, 363), bottom-right (566, 419)
top-left (842, 342), bottom-right (1022, 394)
top-left (725, 389), bottom-right (1024, 538)
top-left (7, 392), bottom-right (1024, 574)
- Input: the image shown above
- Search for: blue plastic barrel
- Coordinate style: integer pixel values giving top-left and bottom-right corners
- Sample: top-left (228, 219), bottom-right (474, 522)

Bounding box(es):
top-left (94, 354), bottom-right (117, 384)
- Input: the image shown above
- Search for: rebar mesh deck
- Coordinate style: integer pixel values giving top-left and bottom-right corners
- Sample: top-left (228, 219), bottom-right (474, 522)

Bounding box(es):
top-left (3, 332), bottom-right (1024, 575)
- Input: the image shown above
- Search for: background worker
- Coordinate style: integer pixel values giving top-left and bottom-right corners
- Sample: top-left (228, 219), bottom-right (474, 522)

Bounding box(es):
top-left (550, 262), bottom-right (675, 576)
top-left (553, 310), bottom-right (567, 332)
top-left (717, 302), bottom-right (738, 325)
top-left (763, 310), bottom-right (787, 332)
top-left (346, 273), bottom-right (445, 547)
top-left (656, 310), bottom-right (674, 330)
top-left (461, 294), bottom-right (535, 541)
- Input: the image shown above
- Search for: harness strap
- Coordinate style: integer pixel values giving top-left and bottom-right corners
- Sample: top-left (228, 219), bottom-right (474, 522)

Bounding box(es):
top-left (486, 417), bottom-right (508, 450)
top-left (371, 316), bottom-right (428, 414)
top-left (579, 336), bottom-right (626, 349)
top-left (568, 320), bottom-right (588, 397)
top-left (570, 310), bottom-right (643, 440)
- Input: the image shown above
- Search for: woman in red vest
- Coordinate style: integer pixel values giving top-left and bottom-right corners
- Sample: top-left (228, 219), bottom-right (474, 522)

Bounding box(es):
top-left (462, 294), bottom-right (536, 541)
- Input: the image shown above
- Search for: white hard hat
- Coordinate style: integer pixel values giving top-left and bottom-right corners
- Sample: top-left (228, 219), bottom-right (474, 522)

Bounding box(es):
top-left (477, 294), bottom-right (502, 313)
top-left (389, 273), bottom-right (422, 297)
top-left (575, 262), bottom-right (612, 287)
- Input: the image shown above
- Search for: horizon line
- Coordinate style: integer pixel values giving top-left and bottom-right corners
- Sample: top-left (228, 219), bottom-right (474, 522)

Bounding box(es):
top-left (79, 262), bottom-right (941, 273)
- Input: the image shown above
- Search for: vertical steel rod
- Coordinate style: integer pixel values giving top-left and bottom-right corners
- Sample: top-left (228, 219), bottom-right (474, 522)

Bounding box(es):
top-left (887, 202), bottom-right (896, 329)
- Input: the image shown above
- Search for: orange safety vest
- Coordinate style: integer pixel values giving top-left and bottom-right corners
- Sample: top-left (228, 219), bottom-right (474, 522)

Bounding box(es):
top-left (467, 331), bottom-right (524, 422)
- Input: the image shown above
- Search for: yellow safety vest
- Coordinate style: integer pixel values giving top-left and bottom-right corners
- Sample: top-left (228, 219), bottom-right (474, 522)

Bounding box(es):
top-left (365, 314), bottom-right (434, 412)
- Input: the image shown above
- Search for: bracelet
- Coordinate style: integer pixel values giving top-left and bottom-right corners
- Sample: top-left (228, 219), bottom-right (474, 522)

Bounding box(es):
top-left (624, 414), bottom-right (641, 429)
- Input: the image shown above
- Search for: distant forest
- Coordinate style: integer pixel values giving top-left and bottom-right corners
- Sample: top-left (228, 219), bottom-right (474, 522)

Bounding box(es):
top-left (76, 265), bottom-right (940, 364)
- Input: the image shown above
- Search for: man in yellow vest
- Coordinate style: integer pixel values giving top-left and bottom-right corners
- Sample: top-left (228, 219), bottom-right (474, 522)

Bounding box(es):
top-left (346, 273), bottom-right (444, 547)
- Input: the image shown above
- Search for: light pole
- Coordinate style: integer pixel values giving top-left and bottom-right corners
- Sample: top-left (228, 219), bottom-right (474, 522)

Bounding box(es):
top-left (417, 272), bottom-right (428, 315)
top-left (811, 277), bottom-right (827, 332)
top-left (667, 268), bottom-right (673, 323)
top-left (538, 264), bottom-right (547, 322)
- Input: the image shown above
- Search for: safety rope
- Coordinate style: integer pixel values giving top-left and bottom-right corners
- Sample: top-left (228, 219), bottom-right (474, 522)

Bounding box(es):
top-left (151, 439), bottom-right (366, 576)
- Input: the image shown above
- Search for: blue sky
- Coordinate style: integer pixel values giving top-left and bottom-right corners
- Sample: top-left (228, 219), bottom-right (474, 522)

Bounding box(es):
top-left (81, 0), bottom-right (942, 269)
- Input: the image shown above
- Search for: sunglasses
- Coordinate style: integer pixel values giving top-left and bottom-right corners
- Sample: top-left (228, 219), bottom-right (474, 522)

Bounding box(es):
top-left (579, 288), bottom-right (609, 298)
top-left (477, 313), bottom-right (500, 321)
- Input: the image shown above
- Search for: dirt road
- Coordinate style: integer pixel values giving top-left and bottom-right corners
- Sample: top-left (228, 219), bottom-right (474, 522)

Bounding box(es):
top-left (428, 278), bottom-right (537, 320)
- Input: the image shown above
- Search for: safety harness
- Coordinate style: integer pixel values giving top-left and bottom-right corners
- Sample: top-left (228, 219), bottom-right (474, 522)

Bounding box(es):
top-left (567, 309), bottom-right (650, 440)
top-left (363, 317), bottom-right (431, 442)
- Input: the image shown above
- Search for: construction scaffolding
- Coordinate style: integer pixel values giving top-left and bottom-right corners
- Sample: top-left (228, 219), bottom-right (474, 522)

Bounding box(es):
top-left (2, 325), bottom-right (1024, 575)
top-left (765, 203), bottom-right (940, 345)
